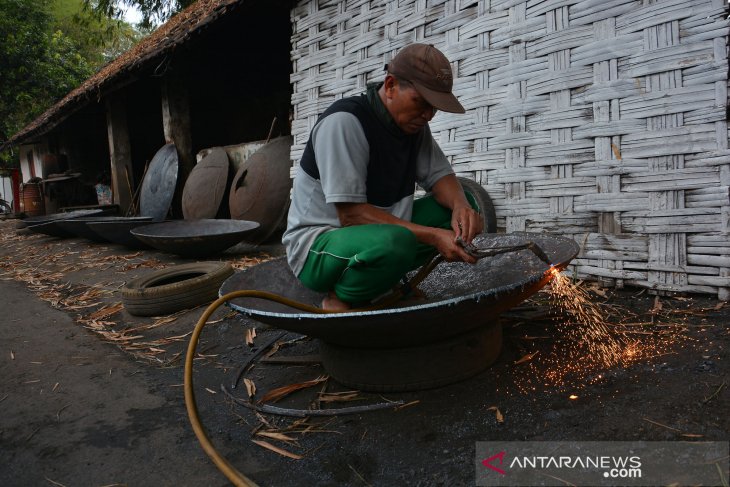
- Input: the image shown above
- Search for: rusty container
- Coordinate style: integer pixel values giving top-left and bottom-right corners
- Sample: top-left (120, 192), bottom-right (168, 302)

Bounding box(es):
top-left (20, 183), bottom-right (45, 217)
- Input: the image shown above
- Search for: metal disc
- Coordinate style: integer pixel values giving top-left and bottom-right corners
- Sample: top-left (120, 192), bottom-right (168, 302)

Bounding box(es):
top-left (140, 144), bottom-right (178, 221)
top-left (182, 147), bottom-right (230, 219)
top-left (228, 136), bottom-right (293, 243)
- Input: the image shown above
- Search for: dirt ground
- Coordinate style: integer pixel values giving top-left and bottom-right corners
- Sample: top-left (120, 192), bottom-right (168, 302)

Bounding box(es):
top-left (0, 219), bottom-right (728, 487)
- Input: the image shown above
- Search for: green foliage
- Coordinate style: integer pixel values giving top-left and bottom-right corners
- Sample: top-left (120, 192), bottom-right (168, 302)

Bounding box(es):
top-left (0, 0), bottom-right (93, 165)
top-left (54, 0), bottom-right (142, 66)
top-left (0, 0), bottom-right (144, 167)
top-left (84, 0), bottom-right (196, 30)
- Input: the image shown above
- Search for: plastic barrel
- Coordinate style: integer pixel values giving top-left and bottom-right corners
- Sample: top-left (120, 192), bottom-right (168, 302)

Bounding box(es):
top-left (21, 183), bottom-right (45, 217)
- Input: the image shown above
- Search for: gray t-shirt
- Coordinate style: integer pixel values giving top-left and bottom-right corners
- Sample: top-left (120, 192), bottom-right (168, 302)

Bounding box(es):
top-left (282, 94), bottom-right (453, 276)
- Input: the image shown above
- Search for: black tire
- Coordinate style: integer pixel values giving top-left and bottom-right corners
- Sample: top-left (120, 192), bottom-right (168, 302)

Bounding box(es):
top-left (319, 323), bottom-right (502, 392)
top-left (121, 262), bottom-right (234, 316)
top-left (457, 176), bottom-right (497, 233)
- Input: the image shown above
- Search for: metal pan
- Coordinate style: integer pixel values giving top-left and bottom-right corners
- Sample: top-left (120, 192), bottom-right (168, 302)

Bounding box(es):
top-left (221, 233), bottom-right (580, 348)
top-left (182, 147), bottom-right (231, 219)
top-left (130, 219), bottom-right (260, 257)
top-left (140, 144), bottom-right (178, 221)
top-left (24, 209), bottom-right (106, 238)
top-left (228, 136), bottom-right (293, 243)
top-left (86, 217), bottom-right (159, 249)
top-left (58, 216), bottom-right (155, 243)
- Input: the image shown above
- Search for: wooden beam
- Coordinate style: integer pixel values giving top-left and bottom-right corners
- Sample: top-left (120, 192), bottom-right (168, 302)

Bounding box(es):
top-left (161, 75), bottom-right (193, 217)
top-left (105, 95), bottom-right (133, 213)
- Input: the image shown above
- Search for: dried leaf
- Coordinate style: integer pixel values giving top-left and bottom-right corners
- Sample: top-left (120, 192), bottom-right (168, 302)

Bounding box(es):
top-left (714, 302), bottom-right (725, 311)
top-left (244, 378), bottom-right (256, 398)
top-left (651, 296), bottom-right (663, 314)
top-left (251, 439), bottom-right (302, 460)
top-left (318, 392), bottom-right (360, 403)
top-left (610, 143), bottom-right (622, 160)
top-left (245, 328), bottom-right (257, 346)
top-left (514, 351), bottom-right (538, 365)
top-left (255, 430), bottom-right (297, 442)
top-left (259, 376), bottom-right (328, 404)
top-left (488, 406), bottom-right (504, 423)
top-left (394, 400), bottom-right (420, 411)
top-left (87, 303), bottom-right (123, 321)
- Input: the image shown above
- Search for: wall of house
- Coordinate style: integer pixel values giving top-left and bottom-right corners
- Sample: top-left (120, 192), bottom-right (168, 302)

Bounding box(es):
top-left (176, 1), bottom-right (293, 155)
top-left (288, 0), bottom-right (730, 298)
top-left (18, 144), bottom-right (47, 183)
top-left (0, 176), bottom-right (13, 207)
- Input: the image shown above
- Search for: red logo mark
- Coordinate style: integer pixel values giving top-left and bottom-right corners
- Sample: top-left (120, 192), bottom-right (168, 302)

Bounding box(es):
top-left (482, 451), bottom-right (507, 475)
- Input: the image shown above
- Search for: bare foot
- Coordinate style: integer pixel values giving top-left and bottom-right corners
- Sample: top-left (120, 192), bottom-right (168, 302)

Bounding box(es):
top-left (321, 291), bottom-right (351, 312)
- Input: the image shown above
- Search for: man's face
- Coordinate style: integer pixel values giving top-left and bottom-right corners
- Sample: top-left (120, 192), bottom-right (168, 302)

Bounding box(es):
top-left (383, 77), bottom-right (437, 134)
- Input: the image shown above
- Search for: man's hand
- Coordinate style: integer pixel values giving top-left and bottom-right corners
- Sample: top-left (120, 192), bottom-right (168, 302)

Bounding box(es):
top-left (428, 227), bottom-right (478, 264)
top-left (451, 204), bottom-right (482, 244)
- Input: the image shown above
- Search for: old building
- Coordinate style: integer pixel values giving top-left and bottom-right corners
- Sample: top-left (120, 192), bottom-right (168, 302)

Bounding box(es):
top-left (4, 0), bottom-right (729, 298)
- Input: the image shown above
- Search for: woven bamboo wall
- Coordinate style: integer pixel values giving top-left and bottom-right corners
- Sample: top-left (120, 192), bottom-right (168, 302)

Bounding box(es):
top-left (289, 0), bottom-right (730, 299)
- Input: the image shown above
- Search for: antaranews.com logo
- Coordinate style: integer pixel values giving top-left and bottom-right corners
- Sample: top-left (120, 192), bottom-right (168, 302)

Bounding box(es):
top-left (481, 450), bottom-right (642, 479)
top-left (475, 441), bottom-right (728, 486)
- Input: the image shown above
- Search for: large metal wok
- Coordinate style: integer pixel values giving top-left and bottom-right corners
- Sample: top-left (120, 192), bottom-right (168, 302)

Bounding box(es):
top-left (221, 233), bottom-right (580, 349)
top-left (130, 219), bottom-right (259, 257)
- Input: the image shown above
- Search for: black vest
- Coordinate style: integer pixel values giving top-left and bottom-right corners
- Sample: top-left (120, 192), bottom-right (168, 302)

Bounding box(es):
top-left (299, 94), bottom-right (421, 208)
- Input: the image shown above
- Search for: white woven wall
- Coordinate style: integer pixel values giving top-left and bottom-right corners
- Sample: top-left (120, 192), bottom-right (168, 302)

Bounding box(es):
top-left (289, 0), bottom-right (730, 299)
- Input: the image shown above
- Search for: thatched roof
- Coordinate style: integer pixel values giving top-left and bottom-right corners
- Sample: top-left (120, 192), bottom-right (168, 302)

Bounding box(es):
top-left (2, 0), bottom-right (248, 150)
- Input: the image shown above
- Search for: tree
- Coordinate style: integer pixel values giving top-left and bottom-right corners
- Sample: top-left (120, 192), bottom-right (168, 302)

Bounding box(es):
top-left (0, 0), bottom-right (143, 167)
top-left (53, 0), bottom-right (143, 66)
top-left (0, 0), bottom-right (93, 164)
top-left (84, 0), bottom-right (196, 29)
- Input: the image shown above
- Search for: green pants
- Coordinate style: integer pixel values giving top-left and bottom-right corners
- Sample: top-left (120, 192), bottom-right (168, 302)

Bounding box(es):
top-left (298, 193), bottom-right (477, 304)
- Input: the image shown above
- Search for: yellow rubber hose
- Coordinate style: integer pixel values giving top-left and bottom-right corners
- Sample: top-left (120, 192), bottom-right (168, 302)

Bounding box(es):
top-left (184, 290), bottom-right (384, 486)
top-left (184, 256), bottom-right (446, 485)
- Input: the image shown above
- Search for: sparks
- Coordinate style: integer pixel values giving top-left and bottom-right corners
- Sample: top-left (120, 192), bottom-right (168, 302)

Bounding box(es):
top-left (507, 268), bottom-right (690, 395)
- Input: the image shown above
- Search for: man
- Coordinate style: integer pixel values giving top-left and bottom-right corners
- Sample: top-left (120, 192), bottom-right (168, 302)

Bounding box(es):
top-left (283, 43), bottom-right (483, 311)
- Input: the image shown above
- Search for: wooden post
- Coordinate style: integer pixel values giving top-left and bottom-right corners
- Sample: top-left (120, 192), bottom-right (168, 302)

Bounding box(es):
top-left (106, 95), bottom-right (133, 213)
top-left (161, 75), bottom-right (194, 217)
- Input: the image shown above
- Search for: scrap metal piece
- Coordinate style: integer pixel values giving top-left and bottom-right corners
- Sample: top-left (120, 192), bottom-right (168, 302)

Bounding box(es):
top-left (140, 144), bottom-right (178, 221)
top-left (130, 219), bottom-right (259, 257)
top-left (182, 147), bottom-right (231, 219)
top-left (228, 136), bottom-right (293, 244)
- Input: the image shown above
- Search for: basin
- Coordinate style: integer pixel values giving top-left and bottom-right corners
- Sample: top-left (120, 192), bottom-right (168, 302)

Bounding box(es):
top-left (86, 217), bottom-right (159, 249)
top-left (130, 219), bottom-right (259, 257)
top-left (56, 216), bottom-right (154, 242)
top-left (24, 209), bottom-right (105, 238)
top-left (220, 232), bottom-right (580, 391)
